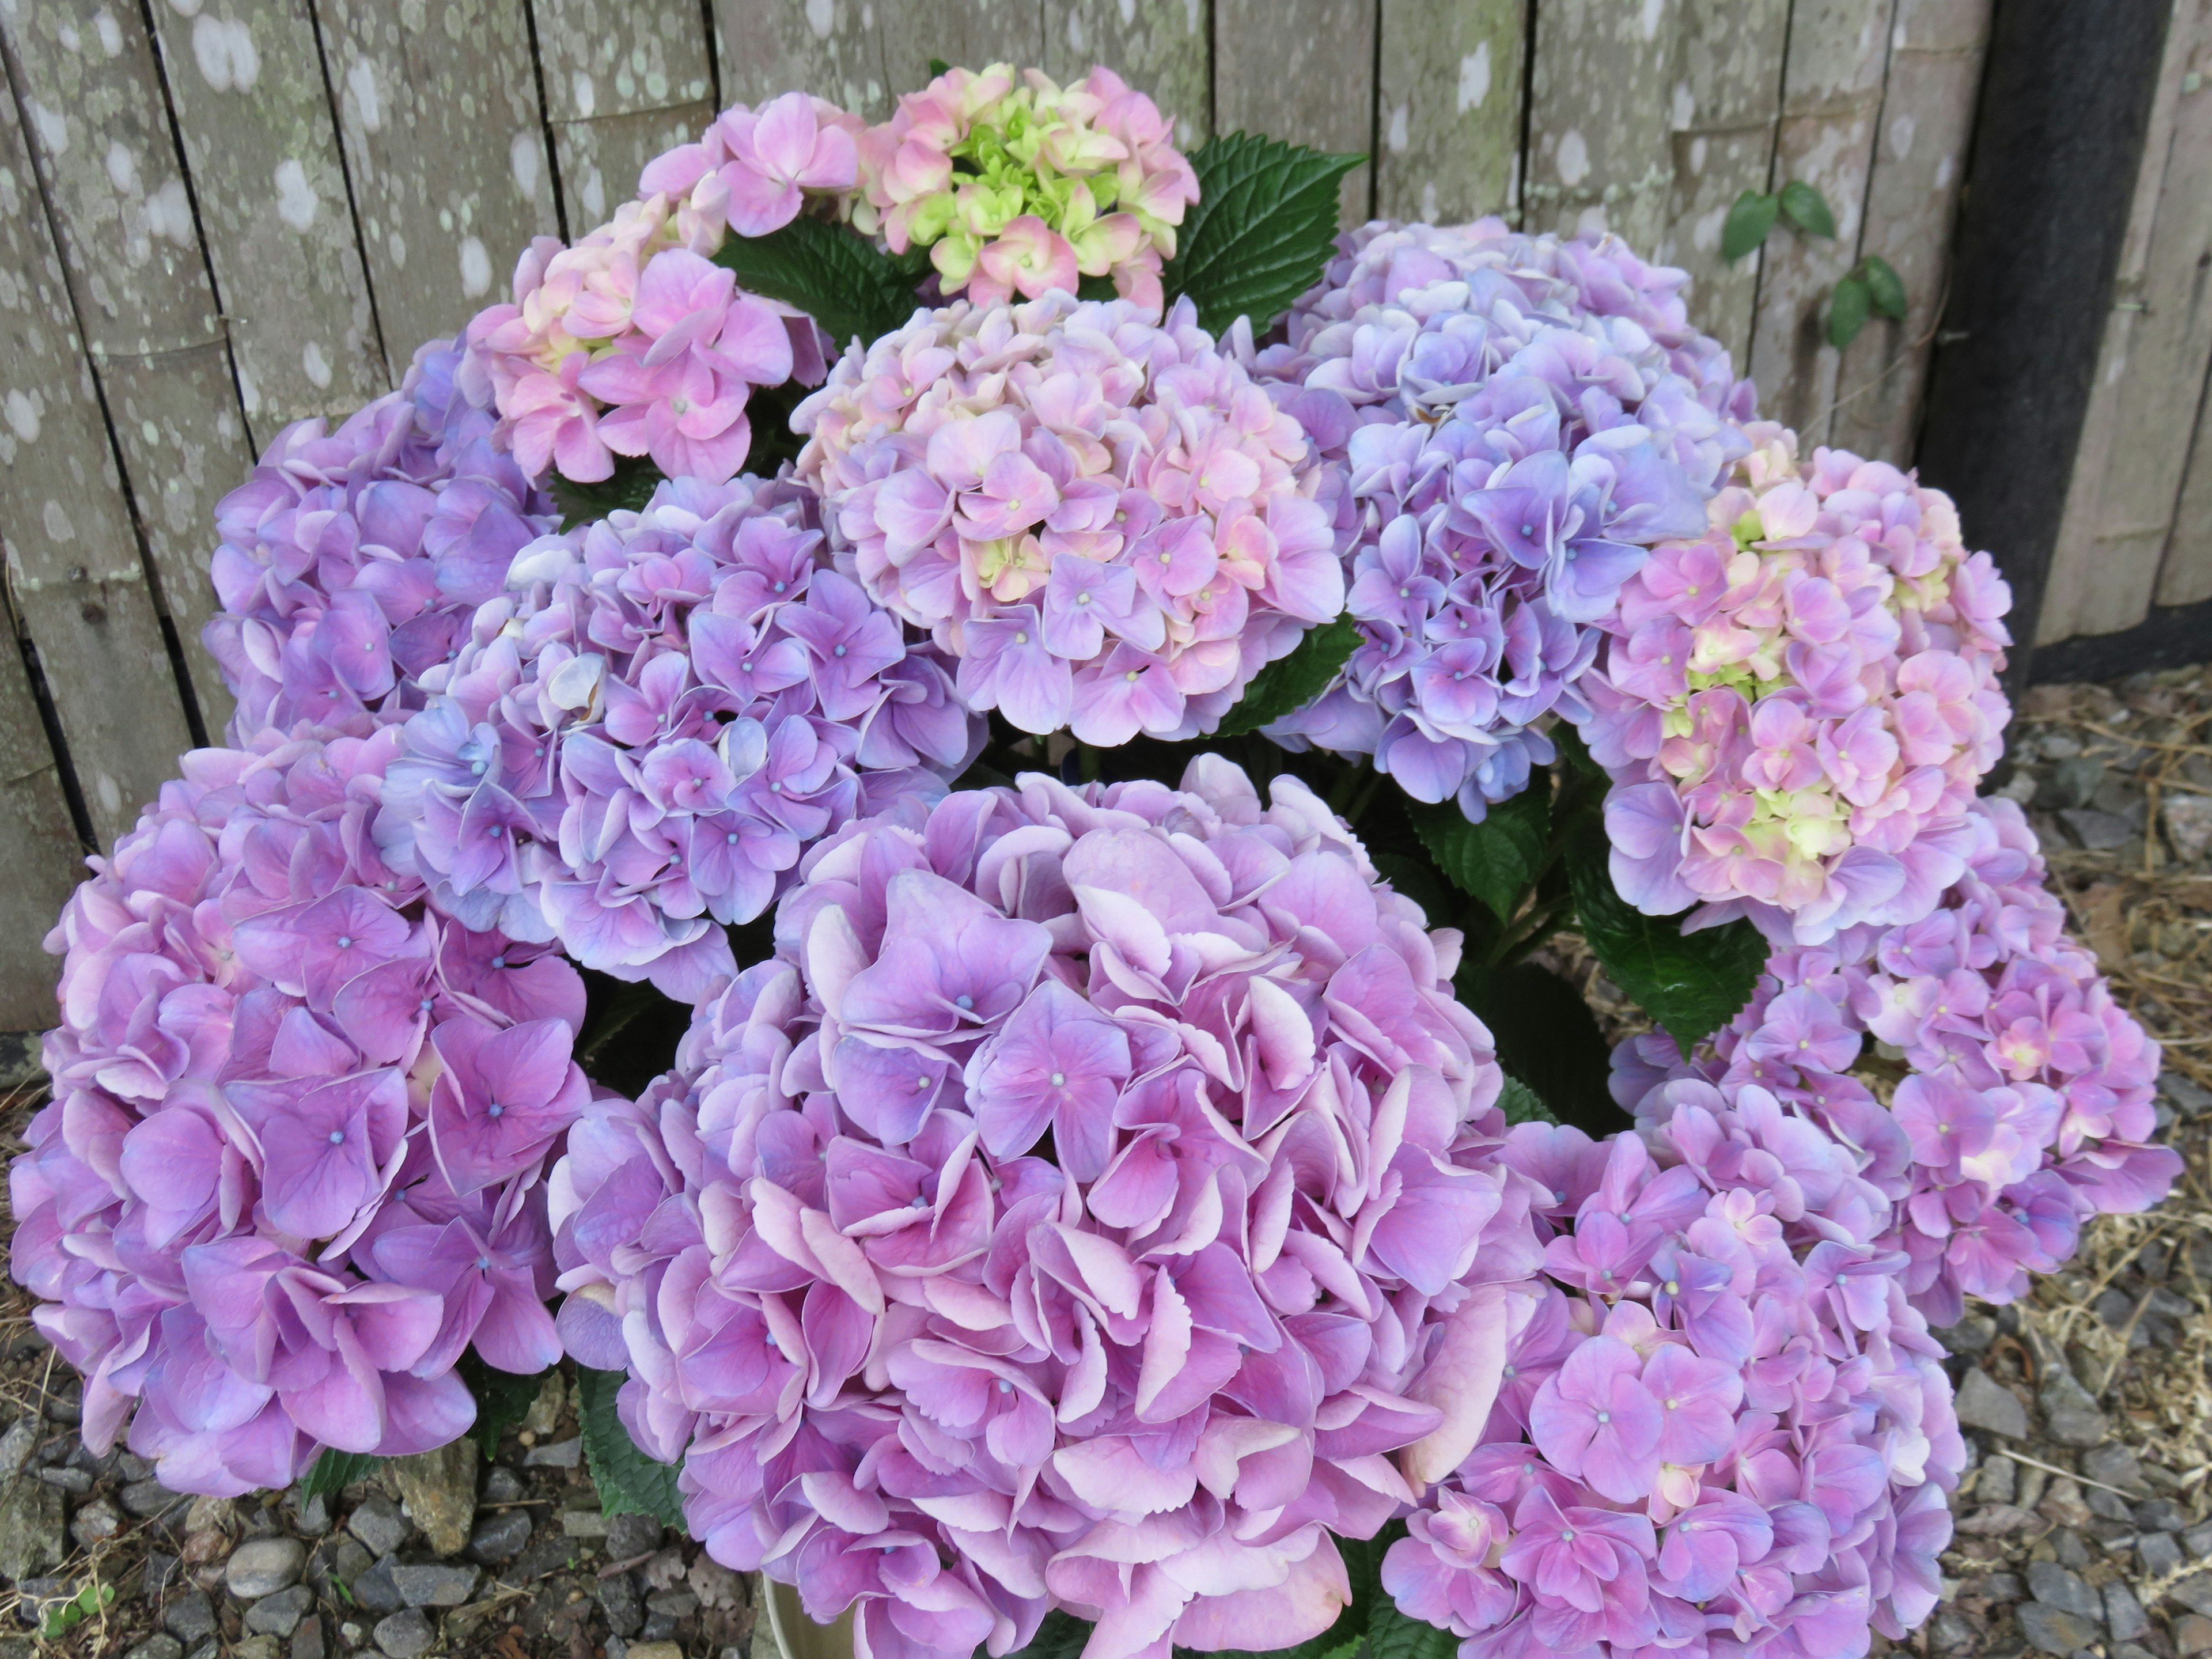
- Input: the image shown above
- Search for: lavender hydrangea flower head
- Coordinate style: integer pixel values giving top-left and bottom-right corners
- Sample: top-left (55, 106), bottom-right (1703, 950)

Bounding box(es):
top-left (795, 292), bottom-right (1346, 745)
top-left (1384, 1082), bottom-right (1961, 1658)
top-left (1252, 222), bottom-right (1747, 819)
top-left (378, 474), bottom-right (982, 1001)
top-left (1615, 795), bottom-right (2179, 1325)
top-left (204, 339), bottom-right (555, 742)
top-left (1585, 423), bottom-right (2014, 944)
top-left (549, 757), bottom-right (1546, 1659)
top-left (15, 725), bottom-right (592, 1495)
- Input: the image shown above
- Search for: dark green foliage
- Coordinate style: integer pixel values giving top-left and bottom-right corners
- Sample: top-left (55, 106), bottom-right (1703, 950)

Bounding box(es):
top-left (1862, 254), bottom-right (1908, 320)
top-left (1407, 783), bottom-right (1550, 927)
top-left (458, 1351), bottom-right (549, 1459)
top-left (1456, 957), bottom-right (1622, 1135)
top-left (1721, 190), bottom-right (1781, 262)
top-left (1828, 273), bottom-right (1873, 347)
top-left (1499, 1073), bottom-right (1556, 1125)
top-left (1215, 614), bottom-right (1361, 737)
top-left (575, 1364), bottom-right (688, 1528)
top-left (712, 215), bottom-right (926, 355)
top-left (1777, 179), bottom-right (1837, 238)
top-left (300, 1448), bottom-right (381, 1501)
top-left (1160, 134), bottom-right (1365, 336)
top-left (551, 455), bottom-right (665, 531)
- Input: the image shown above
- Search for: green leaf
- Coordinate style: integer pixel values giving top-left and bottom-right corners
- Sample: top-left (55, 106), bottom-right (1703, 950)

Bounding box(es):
top-left (459, 1351), bottom-right (549, 1459)
top-left (301, 1448), bottom-right (382, 1502)
top-left (1407, 780), bottom-right (1551, 925)
top-left (1828, 273), bottom-right (1872, 348)
top-left (1563, 813), bottom-right (1766, 1053)
top-left (575, 1363), bottom-right (688, 1530)
top-left (1778, 179), bottom-right (1837, 239)
top-left (1075, 273), bottom-right (1120, 301)
top-left (927, 57), bottom-right (952, 77)
top-left (1499, 1073), bottom-right (1556, 1125)
top-left (993, 1610), bottom-right (1094, 1659)
top-left (1161, 134), bottom-right (1365, 337)
top-left (1862, 254), bottom-right (1908, 320)
top-left (1456, 957), bottom-right (1620, 1135)
top-left (1215, 612), bottom-right (1361, 737)
top-left (1365, 1594), bottom-right (1459, 1659)
top-left (38, 1581), bottom-right (113, 1641)
top-left (551, 455), bottom-right (665, 532)
top-left (1720, 190), bottom-right (1779, 262)
top-left (1372, 851), bottom-right (1452, 927)
top-left (713, 214), bottom-right (922, 356)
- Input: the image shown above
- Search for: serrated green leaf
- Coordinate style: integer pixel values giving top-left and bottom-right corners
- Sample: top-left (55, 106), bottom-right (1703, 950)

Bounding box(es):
top-left (551, 455), bottom-right (665, 532)
top-left (301, 1448), bottom-right (382, 1502)
top-left (1499, 1073), bottom-right (1556, 1125)
top-left (1407, 780), bottom-right (1550, 925)
top-left (927, 57), bottom-right (951, 77)
top-left (1216, 612), bottom-right (1361, 737)
top-left (1828, 273), bottom-right (1872, 348)
top-left (713, 215), bottom-right (922, 356)
top-left (1721, 190), bottom-right (1779, 263)
top-left (1456, 957), bottom-right (1620, 1134)
top-left (460, 1351), bottom-right (550, 1459)
top-left (1862, 254), bottom-right (1908, 320)
top-left (1162, 134), bottom-right (1365, 337)
top-left (575, 1364), bottom-right (688, 1530)
top-left (1563, 814), bottom-right (1766, 1052)
top-left (1365, 1593), bottom-right (1458, 1659)
top-left (1778, 179), bottom-right (1837, 239)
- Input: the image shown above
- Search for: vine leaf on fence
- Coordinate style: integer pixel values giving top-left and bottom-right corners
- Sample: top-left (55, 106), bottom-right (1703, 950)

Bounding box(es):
top-left (1215, 613), bottom-right (1361, 737)
top-left (301, 1448), bottom-right (382, 1501)
top-left (575, 1364), bottom-right (688, 1529)
top-left (1722, 190), bottom-right (1780, 263)
top-left (1778, 179), bottom-right (1837, 239)
top-left (1830, 273), bottom-right (1873, 348)
top-left (1563, 814), bottom-right (1767, 1053)
top-left (711, 215), bottom-right (922, 355)
top-left (1161, 135), bottom-right (1365, 337)
top-left (1407, 780), bottom-right (1550, 925)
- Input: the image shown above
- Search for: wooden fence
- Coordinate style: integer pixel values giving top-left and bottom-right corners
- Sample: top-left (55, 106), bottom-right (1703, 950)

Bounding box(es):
top-left (0, 0), bottom-right (2036, 1031)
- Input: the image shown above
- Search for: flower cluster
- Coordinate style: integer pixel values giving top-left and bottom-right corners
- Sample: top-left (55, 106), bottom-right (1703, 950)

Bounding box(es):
top-left (1253, 222), bottom-right (1747, 818)
top-left (1387, 1085), bottom-right (1961, 1657)
top-left (14, 725), bottom-right (591, 1494)
top-left (204, 339), bottom-right (555, 742)
top-left (550, 759), bottom-right (1544, 1659)
top-left (378, 474), bottom-right (980, 1000)
top-left (850, 64), bottom-right (1197, 310)
top-left (1613, 795), bottom-right (2180, 1325)
top-left (1586, 424), bottom-right (2014, 943)
top-left (796, 291), bottom-right (1344, 744)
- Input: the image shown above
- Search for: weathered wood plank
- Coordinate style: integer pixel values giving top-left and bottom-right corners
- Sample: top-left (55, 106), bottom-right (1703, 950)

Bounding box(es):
top-left (319, 0), bottom-right (559, 352)
top-left (531, 0), bottom-right (715, 225)
top-left (1744, 0), bottom-right (1899, 441)
top-left (146, 0), bottom-right (386, 430)
top-left (2153, 34), bottom-right (2212, 608)
top-left (0, 593), bottom-right (92, 1026)
top-left (0, 2), bottom-right (246, 728)
top-left (1657, 0), bottom-right (1789, 370)
top-left (2038, 0), bottom-right (2212, 634)
top-left (1045, 0), bottom-right (1211, 146)
top-left (1375, 0), bottom-right (1523, 226)
top-left (1215, 0), bottom-right (1376, 228)
top-left (1827, 0), bottom-right (1988, 463)
top-left (0, 77), bottom-right (197, 846)
top-left (1524, 0), bottom-right (1681, 252)
top-left (878, 2), bottom-right (1047, 105)
top-left (711, 0), bottom-right (889, 118)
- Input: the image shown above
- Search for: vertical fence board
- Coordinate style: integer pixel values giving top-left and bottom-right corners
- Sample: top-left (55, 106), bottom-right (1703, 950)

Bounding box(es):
top-left (1045, 0), bottom-right (1211, 145)
top-left (0, 2), bottom-right (245, 729)
top-left (0, 77), bottom-right (196, 845)
top-left (2154, 46), bottom-right (2212, 606)
top-left (319, 0), bottom-right (559, 353)
top-left (2036, 0), bottom-right (2212, 638)
top-left (1826, 0), bottom-right (1987, 463)
top-left (1375, 0), bottom-right (1524, 225)
top-left (531, 0), bottom-right (715, 229)
top-left (0, 589), bottom-right (89, 1025)
top-left (1215, 0), bottom-right (1376, 228)
top-left (878, 3), bottom-right (1048, 104)
top-left (1659, 0), bottom-right (1789, 369)
top-left (711, 0), bottom-right (888, 118)
top-left (1525, 0), bottom-right (1682, 252)
top-left (146, 0), bottom-right (385, 432)
top-left (1744, 0), bottom-right (1897, 440)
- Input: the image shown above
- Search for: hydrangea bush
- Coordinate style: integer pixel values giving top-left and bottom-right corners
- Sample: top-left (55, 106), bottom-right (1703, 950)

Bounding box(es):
top-left (5, 51), bottom-right (2177, 1659)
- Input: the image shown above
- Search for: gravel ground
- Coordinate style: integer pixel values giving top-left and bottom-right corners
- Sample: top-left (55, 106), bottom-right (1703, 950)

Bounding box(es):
top-left (6, 665), bottom-right (2212, 1659)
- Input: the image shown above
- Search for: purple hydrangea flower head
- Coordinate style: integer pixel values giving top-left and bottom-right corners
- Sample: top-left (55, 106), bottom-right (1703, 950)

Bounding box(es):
top-left (1249, 220), bottom-right (1752, 821)
top-left (548, 756), bottom-right (1548, 1659)
top-left (1618, 794), bottom-right (2178, 1325)
top-left (1585, 424), bottom-right (2015, 944)
top-left (204, 339), bottom-right (557, 742)
top-left (792, 291), bottom-right (1347, 744)
top-left (14, 725), bottom-right (592, 1494)
top-left (377, 474), bottom-right (982, 999)
top-left (1382, 1080), bottom-right (1962, 1658)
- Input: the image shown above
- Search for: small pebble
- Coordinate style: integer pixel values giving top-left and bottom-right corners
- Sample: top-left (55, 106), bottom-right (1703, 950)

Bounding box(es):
top-left (33, 1465), bottom-right (90, 1494)
top-left (70, 1496), bottom-right (122, 1547)
top-left (561, 1509), bottom-right (611, 1539)
top-left (522, 1437), bottom-right (582, 1469)
top-left (372, 1608), bottom-right (433, 1659)
top-left (348, 1558), bottom-right (403, 1616)
top-left (226, 1536), bottom-right (308, 1600)
top-left (246, 1585), bottom-right (317, 1638)
top-left (2178, 1613), bottom-right (2212, 1658)
top-left (346, 1495), bottom-right (411, 1559)
top-left (600, 1574), bottom-right (645, 1638)
top-left (2107, 1579), bottom-right (2150, 1642)
top-left (2143, 1530), bottom-right (2186, 1578)
top-left (291, 1615), bottom-right (326, 1659)
top-left (2016, 1601), bottom-right (2100, 1654)
top-left (144, 1551), bottom-right (179, 1600)
top-left (482, 1468), bottom-right (526, 1505)
top-left (388, 1562), bottom-right (479, 1608)
top-left (44, 1389), bottom-right (82, 1426)
top-left (123, 1478), bottom-right (185, 1518)
top-left (627, 1645), bottom-right (684, 1659)
top-left (164, 1589), bottom-right (217, 1643)
top-left (465, 1508), bottom-right (533, 1565)
top-left (124, 1638), bottom-right (183, 1659)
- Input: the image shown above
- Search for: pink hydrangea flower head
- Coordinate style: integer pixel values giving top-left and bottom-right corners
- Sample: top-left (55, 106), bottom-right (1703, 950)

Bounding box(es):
top-left (795, 291), bottom-right (1346, 744)
top-left (377, 473), bottom-right (982, 999)
top-left (16, 725), bottom-right (591, 1495)
top-left (548, 757), bottom-right (1548, 1659)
